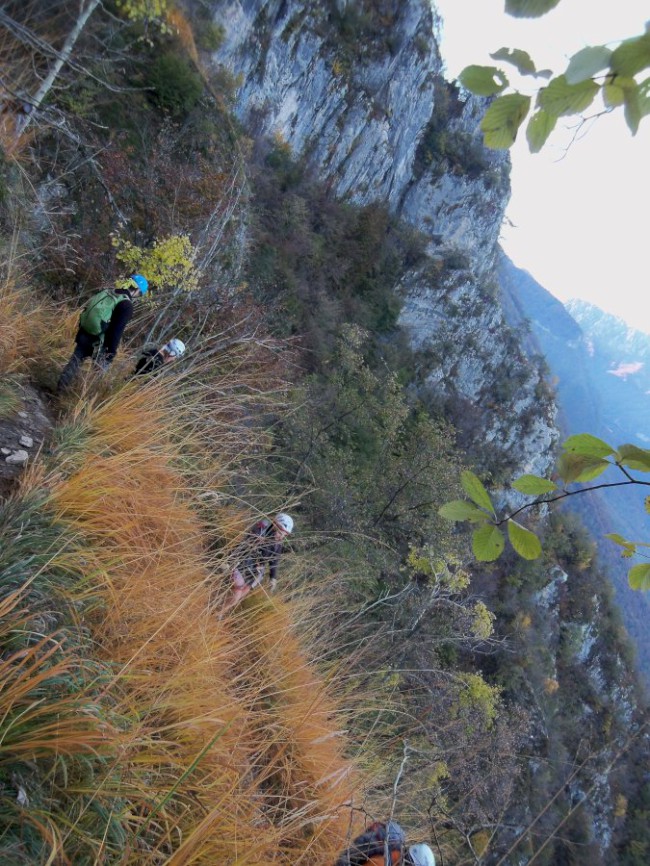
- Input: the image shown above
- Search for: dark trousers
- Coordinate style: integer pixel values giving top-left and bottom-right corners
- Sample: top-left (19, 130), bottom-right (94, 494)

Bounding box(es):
top-left (57, 328), bottom-right (99, 392)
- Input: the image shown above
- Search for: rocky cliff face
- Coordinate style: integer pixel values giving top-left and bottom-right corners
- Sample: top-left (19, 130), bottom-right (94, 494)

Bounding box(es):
top-left (528, 562), bottom-right (642, 856)
top-left (211, 0), bottom-right (558, 480)
top-left (216, 0), bottom-right (442, 207)
top-left (205, 4), bottom-right (647, 860)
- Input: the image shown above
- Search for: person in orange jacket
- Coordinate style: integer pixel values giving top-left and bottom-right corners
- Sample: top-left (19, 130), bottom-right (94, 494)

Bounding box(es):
top-left (334, 821), bottom-right (435, 866)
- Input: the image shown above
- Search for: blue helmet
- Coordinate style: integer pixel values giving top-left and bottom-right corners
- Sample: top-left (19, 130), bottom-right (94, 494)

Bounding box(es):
top-left (130, 274), bottom-right (149, 295)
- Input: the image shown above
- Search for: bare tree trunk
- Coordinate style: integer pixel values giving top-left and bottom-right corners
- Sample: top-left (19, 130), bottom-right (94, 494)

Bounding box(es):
top-left (15, 0), bottom-right (101, 137)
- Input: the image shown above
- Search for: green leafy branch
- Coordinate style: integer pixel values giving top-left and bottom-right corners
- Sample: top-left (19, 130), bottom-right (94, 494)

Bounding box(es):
top-left (457, 0), bottom-right (650, 151)
top-left (439, 434), bottom-right (650, 590)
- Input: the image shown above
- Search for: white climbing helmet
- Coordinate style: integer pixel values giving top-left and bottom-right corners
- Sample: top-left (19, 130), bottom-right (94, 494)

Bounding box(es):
top-left (408, 844), bottom-right (436, 866)
top-left (163, 338), bottom-right (186, 358)
top-left (274, 513), bottom-right (294, 534)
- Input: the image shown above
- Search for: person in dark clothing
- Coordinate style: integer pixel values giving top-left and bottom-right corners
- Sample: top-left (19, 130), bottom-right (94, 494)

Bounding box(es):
top-left (220, 513), bottom-right (294, 616)
top-left (334, 822), bottom-right (435, 866)
top-left (57, 274), bottom-right (148, 392)
top-left (134, 337), bottom-right (186, 375)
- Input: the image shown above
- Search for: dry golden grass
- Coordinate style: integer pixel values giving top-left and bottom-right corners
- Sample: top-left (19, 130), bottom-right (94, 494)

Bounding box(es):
top-left (0, 274), bottom-right (76, 378)
top-left (0, 588), bottom-right (111, 761)
top-left (0, 248), bottom-right (382, 863)
top-left (167, 8), bottom-right (199, 67)
top-left (11, 349), bottom-right (362, 863)
top-left (0, 275), bottom-right (436, 863)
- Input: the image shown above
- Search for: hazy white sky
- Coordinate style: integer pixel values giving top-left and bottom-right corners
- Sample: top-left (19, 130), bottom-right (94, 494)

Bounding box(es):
top-left (433, 0), bottom-right (650, 333)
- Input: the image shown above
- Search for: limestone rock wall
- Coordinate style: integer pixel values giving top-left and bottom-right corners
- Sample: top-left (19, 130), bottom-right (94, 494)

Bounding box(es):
top-left (211, 0), bottom-right (557, 479)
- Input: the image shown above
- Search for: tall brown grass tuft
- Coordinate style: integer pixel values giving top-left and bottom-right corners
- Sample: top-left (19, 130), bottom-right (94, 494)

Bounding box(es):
top-left (13, 345), bottom-right (361, 863)
top-left (0, 588), bottom-right (110, 761)
top-left (0, 275), bottom-right (75, 378)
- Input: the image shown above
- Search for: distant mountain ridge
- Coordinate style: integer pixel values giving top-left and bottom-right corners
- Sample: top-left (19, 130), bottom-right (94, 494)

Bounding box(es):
top-left (567, 298), bottom-right (650, 359)
top-left (499, 252), bottom-right (650, 675)
top-left (500, 255), bottom-right (650, 447)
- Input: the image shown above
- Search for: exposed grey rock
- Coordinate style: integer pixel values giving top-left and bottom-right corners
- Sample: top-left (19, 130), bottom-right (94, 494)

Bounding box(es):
top-left (32, 178), bottom-right (77, 233)
top-left (0, 383), bottom-right (51, 496)
top-left (5, 450), bottom-right (28, 465)
top-left (215, 0), bottom-right (443, 209)
top-left (401, 95), bottom-right (510, 281)
top-left (399, 265), bottom-right (557, 483)
top-left (534, 566), bottom-right (568, 610)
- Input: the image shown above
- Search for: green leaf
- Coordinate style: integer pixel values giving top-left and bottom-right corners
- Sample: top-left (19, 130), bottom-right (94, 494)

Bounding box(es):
top-left (461, 470), bottom-right (495, 515)
top-left (624, 84), bottom-right (642, 134)
top-left (481, 93), bottom-right (531, 148)
top-left (505, 0), bottom-right (561, 18)
top-left (439, 500), bottom-right (490, 523)
top-left (472, 523), bottom-right (505, 562)
top-left (605, 532), bottom-right (636, 552)
top-left (628, 562), bottom-right (650, 591)
top-left (512, 474), bottom-right (558, 495)
top-left (507, 520), bottom-right (542, 560)
top-left (645, 495), bottom-right (650, 514)
top-left (617, 443), bottom-right (650, 471)
top-left (490, 47), bottom-right (536, 76)
top-left (537, 75), bottom-right (600, 116)
top-left (565, 46), bottom-right (612, 84)
top-left (563, 433), bottom-right (615, 458)
top-left (610, 32), bottom-right (650, 77)
top-left (459, 65), bottom-right (509, 96)
top-left (526, 109), bottom-right (557, 152)
top-left (604, 81), bottom-right (627, 108)
top-left (623, 76), bottom-right (650, 133)
top-left (556, 452), bottom-right (610, 483)
top-left (639, 77), bottom-right (650, 118)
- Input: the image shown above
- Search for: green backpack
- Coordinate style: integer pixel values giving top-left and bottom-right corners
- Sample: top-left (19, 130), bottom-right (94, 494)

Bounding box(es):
top-left (79, 289), bottom-right (123, 336)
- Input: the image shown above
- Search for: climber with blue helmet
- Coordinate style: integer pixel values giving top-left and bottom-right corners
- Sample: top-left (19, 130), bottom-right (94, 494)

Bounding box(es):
top-left (57, 274), bottom-right (149, 392)
top-left (334, 821), bottom-right (435, 866)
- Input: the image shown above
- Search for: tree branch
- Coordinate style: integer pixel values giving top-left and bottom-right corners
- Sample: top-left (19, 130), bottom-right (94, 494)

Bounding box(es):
top-left (497, 477), bottom-right (650, 527)
top-left (13, 0), bottom-right (102, 137)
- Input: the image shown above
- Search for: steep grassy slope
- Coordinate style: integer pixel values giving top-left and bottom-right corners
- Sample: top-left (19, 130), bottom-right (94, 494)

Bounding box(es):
top-left (0, 284), bottom-right (362, 864)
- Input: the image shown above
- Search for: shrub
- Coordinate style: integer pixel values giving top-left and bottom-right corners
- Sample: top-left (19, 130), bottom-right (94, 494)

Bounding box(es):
top-left (414, 79), bottom-right (491, 180)
top-left (196, 20), bottom-right (225, 52)
top-left (145, 51), bottom-right (203, 116)
top-left (442, 247), bottom-right (470, 270)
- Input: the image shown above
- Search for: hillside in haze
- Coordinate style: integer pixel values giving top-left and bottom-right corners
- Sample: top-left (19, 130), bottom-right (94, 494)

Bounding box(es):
top-left (499, 252), bottom-right (650, 675)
